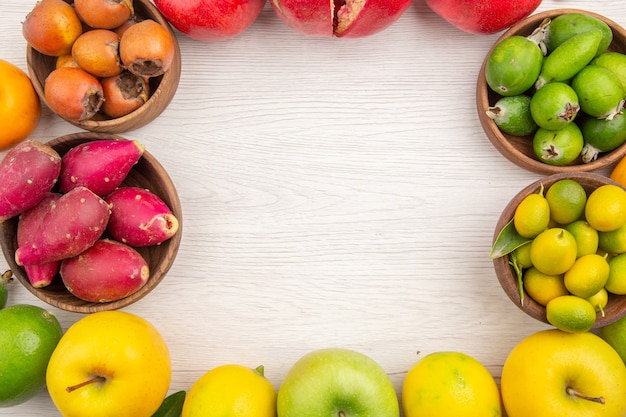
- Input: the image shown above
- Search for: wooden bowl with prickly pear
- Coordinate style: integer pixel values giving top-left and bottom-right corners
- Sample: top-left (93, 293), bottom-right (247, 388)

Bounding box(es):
top-left (477, 9), bottom-right (626, 175)
top-left (25, 0), bottom-right (181, 133)
top-left (0, 132), bottom-right (182, 313)
top-left (492, 172), bottom-right (626, 328)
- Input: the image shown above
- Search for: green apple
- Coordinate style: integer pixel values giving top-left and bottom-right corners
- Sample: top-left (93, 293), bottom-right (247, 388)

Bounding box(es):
top-left (501, 329), bottom-right (626, 417)
top-left (277, 348), bottom-right (399, 417)
top-left (46, 311), bottom-right (172, 417)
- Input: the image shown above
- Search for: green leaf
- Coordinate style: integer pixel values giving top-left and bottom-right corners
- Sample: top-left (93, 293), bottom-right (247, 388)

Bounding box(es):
top-left (151, 391), bottom-right (186, 417)
top-left (490, 219), bottom-right (532, 259)
top-left (509, 249), bottom-right (526, 306)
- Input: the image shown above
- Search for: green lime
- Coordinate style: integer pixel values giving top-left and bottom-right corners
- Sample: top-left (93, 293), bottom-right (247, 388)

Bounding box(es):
top-left (572, 65), bottom-right (624, 119)
top-left (546, 13), bottom-right (613, 57)
top-left (580, 112), bottom-right (626, 163)
top-left (563, 253), bottom-right (610, 298)
top-left (529, 82), bottom-right (580, 130)
top-left (514, 192), bottom-right (551, 238)
top-left (545, 179), bottom-right (587, 225)
top-left (487, 95), bottom-right (538, 136)
top-left (530, 228), bottom-right (578, 275)
top-left (564, 220), bottom-right (598, 258)
top-left (0, 304), bottom-right (63, 407)
top-left (546, 295), bottom-right (597, 333)
top-left (607, 252), bottom-right (626, 295)
top-left (599, 314), bottom-right (626, 364)
top-left (533, 123), bottom-right (584, 166)
top-left (592, 51), bottom-right (626, 96)
top-left (485, 36), bottom-right (544, 97)
top-left (523, 267), bottom-right (568, 306)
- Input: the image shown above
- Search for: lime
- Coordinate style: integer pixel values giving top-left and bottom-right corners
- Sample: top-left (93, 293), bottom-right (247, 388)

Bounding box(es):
top-left (585, 184), bottom-right (626, 232)
top-left (486, 95), bottom-right (538, 136)
top-left (402, 351), bottom-right (501, 417)
top-left (0, 304), bottom-right (63, 407)
top-left (523, 267), bottom-right (568, 306)
top-left (546, 295), bottom-right (597, 333)
top-left (530, 228), bottom-right (577, 275)
top-left (599, 314), bottom-right (626, 364)
top-left (545, 179), bottom-right (587, 225)
top-left (563, 253), bottom-right (609, 298)
top-left (607, 252), bottom-right (626, 295)
top-left (485, 36), bottom-right (544, 97)
top-left (586, 288), bottom-right (608, 317)
top-left (513, 191), bottom-right (551, 238)
top-left (533, 123), bottom-right (584, 166)
top-left (564, 220), bottom-right (598, 257)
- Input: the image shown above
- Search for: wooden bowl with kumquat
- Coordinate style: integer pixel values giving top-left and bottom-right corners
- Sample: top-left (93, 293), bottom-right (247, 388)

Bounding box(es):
top-left (492, 172), bottom-right (626, 328)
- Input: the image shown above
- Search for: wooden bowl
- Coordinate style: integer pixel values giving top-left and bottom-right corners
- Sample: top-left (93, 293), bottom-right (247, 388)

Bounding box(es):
top-left (477, 9), bottom-right (626, 175)
top-left (492, 172), bottom-right (626, 328)
top-left (0, 132), bottom-right (183, 313)
top-left (26, 0), bottom-right (181, 133)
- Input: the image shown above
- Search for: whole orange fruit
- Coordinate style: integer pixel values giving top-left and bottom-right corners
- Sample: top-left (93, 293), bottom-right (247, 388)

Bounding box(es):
top-left (0, 59), bottom-right (41, 151)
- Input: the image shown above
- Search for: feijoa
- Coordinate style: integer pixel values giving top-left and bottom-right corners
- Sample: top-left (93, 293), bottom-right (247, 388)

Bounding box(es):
top-left (529, 82), bottom-right (580, 130)
top-left (580, 112), bottom-right (626, 163)
top-left (485, 36), bottom-right (544, 97)
top-left (536, 29), bottom-right (603, 89)
top-left (593, 52), bottom-right (626, 97)
top-left (486, 95), bottom-right (538, 136)
top-left (546, 13), bottom-right (613, 57)
top-left (533, 123), bottom-right (584, 166)
top-left (572, 64), bottom-right (624, 119)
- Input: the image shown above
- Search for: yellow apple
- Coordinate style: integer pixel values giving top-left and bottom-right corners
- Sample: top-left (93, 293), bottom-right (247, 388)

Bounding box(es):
top-left (501, 329), bottom-right (626, 417)
top-left (46, 311), bottom-right (171, 417)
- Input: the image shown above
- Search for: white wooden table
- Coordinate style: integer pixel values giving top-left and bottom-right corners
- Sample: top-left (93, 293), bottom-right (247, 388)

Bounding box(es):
top-left (1, 1), bottom-right (622, 415)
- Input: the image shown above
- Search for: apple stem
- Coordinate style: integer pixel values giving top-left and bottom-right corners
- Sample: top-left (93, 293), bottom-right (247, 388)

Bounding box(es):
top-left (566, 387), bottom-right (605, 404)
top-left (338, 412), bottom-right (346, 417)
top-left (66, 376), bottom-right (107, 393)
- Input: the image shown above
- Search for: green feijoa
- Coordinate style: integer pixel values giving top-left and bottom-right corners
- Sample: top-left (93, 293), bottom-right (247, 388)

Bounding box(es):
top-left (593, 52), bottom-right (626, 97)
top-left (486, 95), bottom-right (538, 136)
top-left (533, 123), bottom-right (584, 166)
top-left (529, 82), bottom-right (580, 130)
top-left (546, 13), bottom-right (613, 56)
top-left (535, 29), bottom-right (603, 89)
top-left (485, 35), bottom-right (544, 97)
top-left (580, 112), bottom-right (626, 163)
top-left (572, 64), bottom-right (624, 119)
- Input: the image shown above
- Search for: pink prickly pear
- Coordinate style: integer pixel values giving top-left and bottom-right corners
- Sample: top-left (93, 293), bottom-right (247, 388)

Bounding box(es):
top-left (15, 186), bottom-right (110, 265)
top-left (16, 192), bottom-right (62, 287)
top-left (60, 239), bottom-right (149, 302)
top-left (0, 140), bottom-right (62, 221)
top-left (106, 186), bottom-right (179, 247)
top-left (58, 139), bottom-right (145, 196)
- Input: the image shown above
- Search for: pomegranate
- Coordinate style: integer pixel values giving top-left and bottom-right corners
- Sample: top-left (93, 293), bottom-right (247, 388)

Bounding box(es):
top-left (270, 0), bottom-right (413, 37)
top-left (425, 0), bottom-right (543, 34)
top-left (154, 0), bottom-right (267, 42)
